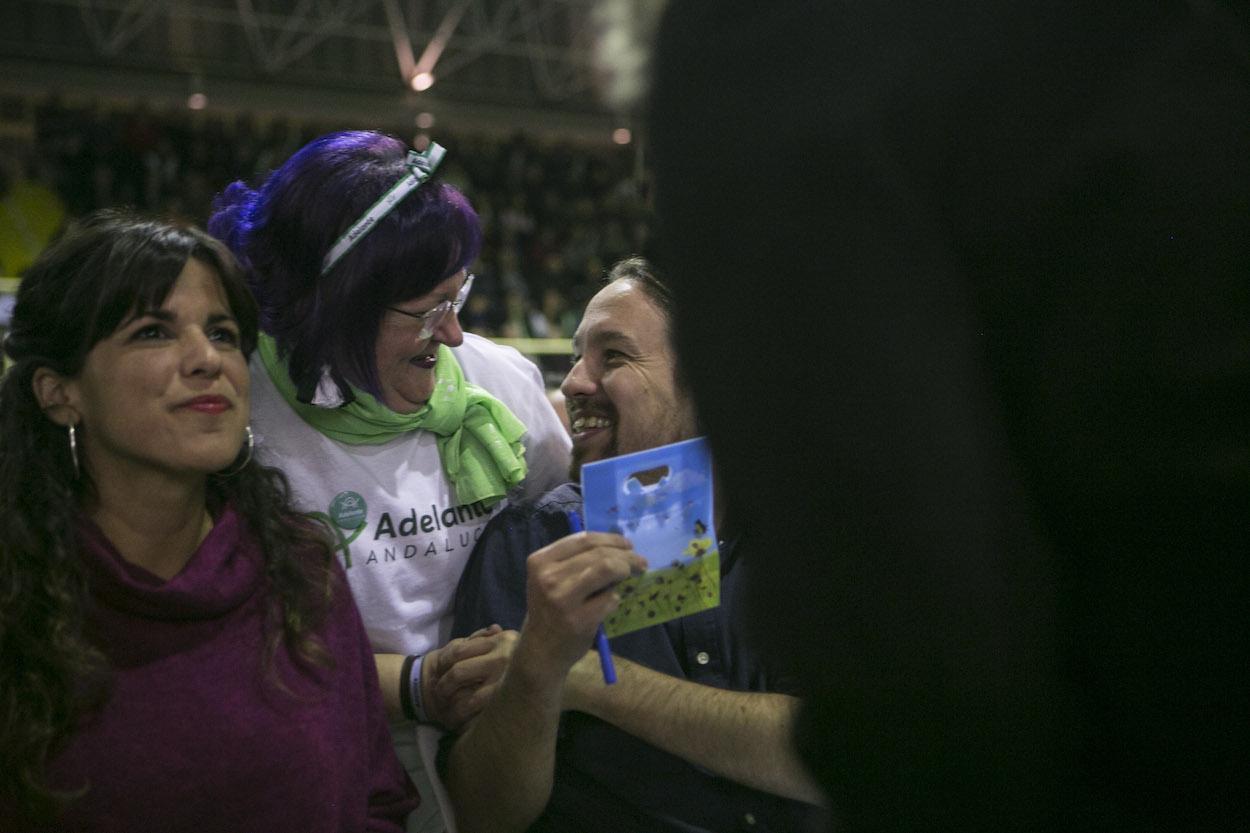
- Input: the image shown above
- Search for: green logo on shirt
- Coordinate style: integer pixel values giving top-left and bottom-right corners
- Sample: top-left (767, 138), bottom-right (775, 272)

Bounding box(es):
top-left (329, 491), bottom-right (367, 529)
top-left (308, 491), bottom-right (369, 569)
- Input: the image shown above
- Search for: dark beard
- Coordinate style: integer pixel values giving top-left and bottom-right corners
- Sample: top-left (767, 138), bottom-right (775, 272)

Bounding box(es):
top-left (568, 432), bottom-right (617, 481)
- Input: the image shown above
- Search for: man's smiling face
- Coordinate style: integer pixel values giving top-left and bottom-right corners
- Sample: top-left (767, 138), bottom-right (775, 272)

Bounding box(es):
top-left (562, 279), bottom-right (698, 477)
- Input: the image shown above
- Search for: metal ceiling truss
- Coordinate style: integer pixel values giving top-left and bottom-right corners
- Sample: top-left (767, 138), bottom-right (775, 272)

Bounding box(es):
top-left (78, 0), bottom-right (165, 57)
top-left (2, 0), bottom-right (605, 110)
top-left (235, 0), bottom-right (367, 75)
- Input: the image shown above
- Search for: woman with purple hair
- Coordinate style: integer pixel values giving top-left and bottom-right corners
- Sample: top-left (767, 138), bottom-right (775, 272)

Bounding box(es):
top-left (209, 131), bottom-right (570, 832)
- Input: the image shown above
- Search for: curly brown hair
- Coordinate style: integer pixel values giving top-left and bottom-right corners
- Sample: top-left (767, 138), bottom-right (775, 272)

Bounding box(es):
top-left (0, 211), bottom-right (338, 823)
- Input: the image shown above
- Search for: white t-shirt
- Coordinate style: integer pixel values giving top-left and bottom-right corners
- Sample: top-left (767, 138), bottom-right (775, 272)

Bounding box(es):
top-left (250, 333), bottom-right (571, 657)
top-left (250, 334), bottom-right (569, 832)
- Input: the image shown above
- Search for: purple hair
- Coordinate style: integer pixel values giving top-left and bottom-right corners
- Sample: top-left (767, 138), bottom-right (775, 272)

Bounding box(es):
top-left (208, 130), bottom-right (482, 401)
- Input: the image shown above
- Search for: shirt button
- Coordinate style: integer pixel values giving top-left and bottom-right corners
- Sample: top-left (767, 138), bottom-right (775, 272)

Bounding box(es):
top-left (695, 651), bottom-right (710, 665)
top-left (743, 813), bottom-right (757, 826)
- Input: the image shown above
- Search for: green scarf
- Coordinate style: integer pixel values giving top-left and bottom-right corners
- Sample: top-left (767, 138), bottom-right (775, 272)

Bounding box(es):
top-left (257, 333), bottom-right (528, 507)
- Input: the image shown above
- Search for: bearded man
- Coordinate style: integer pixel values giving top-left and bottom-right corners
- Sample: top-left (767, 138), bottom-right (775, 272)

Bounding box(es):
top-left (440, 258), bottom-right (824, 833)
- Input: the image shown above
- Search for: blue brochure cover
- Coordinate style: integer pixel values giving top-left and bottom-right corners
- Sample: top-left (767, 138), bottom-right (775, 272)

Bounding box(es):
top-left (581, 437), bottom-right (720, 637)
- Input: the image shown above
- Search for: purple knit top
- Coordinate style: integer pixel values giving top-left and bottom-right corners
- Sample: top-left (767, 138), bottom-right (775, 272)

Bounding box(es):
top-left (41, 505), bottom-right (418, 832)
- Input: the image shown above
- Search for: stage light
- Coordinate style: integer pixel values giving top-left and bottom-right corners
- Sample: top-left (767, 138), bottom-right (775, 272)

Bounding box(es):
top-left (613, 127), bottom-right (632, 145)
top-left (416, 112), bottom-right (435, 128)
top-left (411, 72), bottom-right (435, 91)
top-left (187, 93), bottom-right (208, 110)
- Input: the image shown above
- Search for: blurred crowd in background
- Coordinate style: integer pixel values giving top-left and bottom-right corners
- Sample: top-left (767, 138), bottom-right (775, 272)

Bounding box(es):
top-left (1, 93), bottom-right (655, 381)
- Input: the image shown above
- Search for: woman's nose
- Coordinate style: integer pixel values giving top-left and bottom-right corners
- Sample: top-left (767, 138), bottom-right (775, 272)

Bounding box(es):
top-left (431, 310), bottom-right (465, 348)
top-left (181, 329), bottom-right (224, 378)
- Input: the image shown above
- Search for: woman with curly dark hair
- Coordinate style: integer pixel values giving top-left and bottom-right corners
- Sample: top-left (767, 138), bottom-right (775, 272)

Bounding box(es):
top-left (0, 210), bottom-right (417, 831)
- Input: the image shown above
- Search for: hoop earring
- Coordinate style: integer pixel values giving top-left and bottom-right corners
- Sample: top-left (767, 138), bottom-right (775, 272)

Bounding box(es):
top-left (68, 423), bottom-right (80, 478)
top-left (217, 425), bottom-right (254, 478)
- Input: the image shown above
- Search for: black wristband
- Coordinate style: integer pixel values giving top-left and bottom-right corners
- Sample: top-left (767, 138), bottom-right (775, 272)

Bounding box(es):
top-left (399, 654), bottom-right (419, 722)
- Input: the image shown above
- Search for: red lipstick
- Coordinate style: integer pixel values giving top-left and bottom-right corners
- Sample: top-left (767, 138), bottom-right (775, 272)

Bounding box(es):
top-left (180, 395), bottom-right (231, 413)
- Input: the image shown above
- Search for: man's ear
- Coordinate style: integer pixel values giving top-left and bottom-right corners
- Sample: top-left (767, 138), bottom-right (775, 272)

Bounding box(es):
top-left (32, 367), bottom-right (81, 427)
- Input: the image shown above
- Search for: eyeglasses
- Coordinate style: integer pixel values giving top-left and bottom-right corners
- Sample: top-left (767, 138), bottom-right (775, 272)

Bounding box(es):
top-left (387, 273), bottom-right (475, 339)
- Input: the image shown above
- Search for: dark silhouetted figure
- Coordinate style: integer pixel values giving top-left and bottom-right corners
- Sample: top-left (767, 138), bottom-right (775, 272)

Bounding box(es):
top-left (650, 2), bottom-right (1249, 829)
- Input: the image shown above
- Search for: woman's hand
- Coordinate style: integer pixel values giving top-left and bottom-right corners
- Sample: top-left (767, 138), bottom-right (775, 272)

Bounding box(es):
top-left (422, 625), bottom-right (518, 730)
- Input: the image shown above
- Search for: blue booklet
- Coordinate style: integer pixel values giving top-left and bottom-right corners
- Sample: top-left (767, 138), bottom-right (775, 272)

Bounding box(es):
top-left (581, 437), bottom-right (720, 637)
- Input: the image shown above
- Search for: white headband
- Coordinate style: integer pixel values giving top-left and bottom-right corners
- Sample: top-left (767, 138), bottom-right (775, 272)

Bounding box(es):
top-left (320, 142), bottom-right (447, 276)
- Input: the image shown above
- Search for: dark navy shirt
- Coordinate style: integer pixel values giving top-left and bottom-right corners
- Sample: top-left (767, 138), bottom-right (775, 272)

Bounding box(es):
top-left (445, 483), bottom-right (820, 833)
